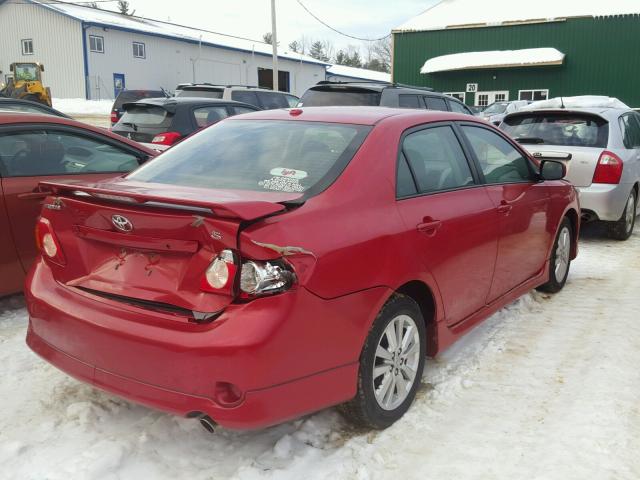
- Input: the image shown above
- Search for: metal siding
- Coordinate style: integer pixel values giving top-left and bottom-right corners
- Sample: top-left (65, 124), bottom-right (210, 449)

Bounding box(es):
top-left (85, 27), bottom-right (324, 100)
top-left (0, 3), bottom-right (85, 98)
top-left (393, 16), bottom-right (640, 106)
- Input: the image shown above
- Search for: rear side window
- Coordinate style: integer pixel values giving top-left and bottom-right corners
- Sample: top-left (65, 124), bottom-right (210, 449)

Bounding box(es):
top-left (176, 89), bottom-right (224, 99)
top-left (128, 120), bottom-right (371, 195)
top-left (501, 113), bottom-right (609, 147)
top-left (401, 126), bottom-right (474, 194)
top-left (424, 97), bottom-right (448, 111)
top-left (299, 88), bottom-right (381, 107)
top-left (619, 114), bottom-right (640, 149)
top-left (462, 126), bottom-right (533, 184)
top-left (119, 105), bottom-right (171, 128)
top-left (114, 91), bottom-right (164, 110)
top-left (0, 130), bottom-right (140, 177)
top-left (232, 106), bottom-right (258, 115)
top-left (398, 95), bottom-right (423, 109)
top-left (284, 94), bottom-right (300, 107)
top-left (256, 92), bottom-right (289, 109)
top-left (231, 91), bottom-right (259, 107)
top-left (193, 106), bottom-right (229, 128)
top-left (397, 153), bottom-right (418, 197)
top-left (448, 100), bottom-right (470, 114)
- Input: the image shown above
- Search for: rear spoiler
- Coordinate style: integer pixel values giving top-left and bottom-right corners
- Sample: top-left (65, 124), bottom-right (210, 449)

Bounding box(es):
top-left (40, 181), bottom-right (289, 221)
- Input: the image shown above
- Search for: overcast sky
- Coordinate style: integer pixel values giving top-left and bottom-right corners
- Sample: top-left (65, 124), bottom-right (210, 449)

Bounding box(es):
top-left (99, 0), bottom-right (438, 52)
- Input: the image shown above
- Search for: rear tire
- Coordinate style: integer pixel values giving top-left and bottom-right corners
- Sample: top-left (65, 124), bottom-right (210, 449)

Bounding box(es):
top-left (537, 217), bottom-right (573, 293)
top-left (607, 189), bottom-right (636, 241)
top-left (340, 294), bottom-right (426, 429)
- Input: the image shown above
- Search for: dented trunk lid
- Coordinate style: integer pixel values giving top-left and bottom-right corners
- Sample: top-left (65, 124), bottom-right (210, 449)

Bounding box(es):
top-left (40, 179), bottom-right (302, 319)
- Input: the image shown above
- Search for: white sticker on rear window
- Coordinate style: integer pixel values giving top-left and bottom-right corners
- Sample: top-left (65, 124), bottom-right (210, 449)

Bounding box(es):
top-left (259, 176), bottom-right (305, 193)
top-left (269, 167), bottom-right (308, 180)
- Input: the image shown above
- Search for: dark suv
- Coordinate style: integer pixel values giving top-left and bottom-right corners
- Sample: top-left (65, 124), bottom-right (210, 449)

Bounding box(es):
top-left (111, 97), bottom-right (259, 150)
top-left (298, 81), bottom-right (475, 115)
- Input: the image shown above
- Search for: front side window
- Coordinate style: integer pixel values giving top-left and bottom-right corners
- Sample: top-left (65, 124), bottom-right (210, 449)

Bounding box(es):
top-left (448, 100), bottom-right (470, 114)
top-left (230, 90), bottom-right (259, 107)
top-left (462, 126), bottom-right (533, 184)
top-left (89, 35), bottom-right (104, 53)
top-left (401, 126), bottom-right (474, 195)
top-left (133, 42), bottom-right (146, 59)
top-left (21, 39), bottom-right (34, 55)
top-left (128, 120), bottom-right (370, 195)
top-left (256, 91), bottom-right (289, 110)
top-left (0, 129), bottom-right (140, 177)
top-left (13, 63), bottom-right (39, 82)
top-left (398, 95), bottom-right (423, 109)
top-left (424, 97), bottom-right (448, 111)
top-left (193, 106), bottom-right (229, 128)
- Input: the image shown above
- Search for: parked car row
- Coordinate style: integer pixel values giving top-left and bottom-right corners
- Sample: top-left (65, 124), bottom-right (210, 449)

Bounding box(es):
top-left (1, 83), bottom-right (637, 434)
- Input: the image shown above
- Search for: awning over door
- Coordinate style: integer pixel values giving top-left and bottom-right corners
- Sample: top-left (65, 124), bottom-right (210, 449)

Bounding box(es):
top-left (421, 48), bottom-right (565, 74)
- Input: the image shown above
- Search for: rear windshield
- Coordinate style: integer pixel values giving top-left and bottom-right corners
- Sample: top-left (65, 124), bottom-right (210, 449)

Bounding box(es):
top-left (501, 113), bottom-right (609, 147)
top-left (128, 120), bottom-right (371, 194)
top-left (114, 91), bottom-right (164, 110)
top-left (483, 102), bottom-right (508, 115)
top-left (299, 88), bottom-right (381, 107)
top-left (118, 105), bottom-right (171, 127)
top-left (175, 88), bottom-right (224, 99)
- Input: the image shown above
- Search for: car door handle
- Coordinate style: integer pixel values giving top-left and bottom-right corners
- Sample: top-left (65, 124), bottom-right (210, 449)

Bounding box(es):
top-left (17, 190), bottom-right (52, 200)
top-left (497, 202), bottom-right (513, 215)
top-left (417, 218), bottom-right (442, 236)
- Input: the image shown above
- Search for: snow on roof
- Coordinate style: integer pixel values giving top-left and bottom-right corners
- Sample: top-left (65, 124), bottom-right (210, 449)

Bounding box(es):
top-left (325, 65), bottom-right (391, 82)
top-left (29, 0), bottom-right (327, 66)
top-left (421, 48), bottom-right (565, 74)
top-left (520, 96), bottom-right (629, 111)
top-left (395, 0), bottom-right (640, 33)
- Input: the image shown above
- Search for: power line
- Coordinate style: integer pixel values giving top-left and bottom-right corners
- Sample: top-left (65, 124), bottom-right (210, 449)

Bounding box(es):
top-left (5, 0), bottom-right (119, 4)
top-left (296, 0), bottom-right (391, 42)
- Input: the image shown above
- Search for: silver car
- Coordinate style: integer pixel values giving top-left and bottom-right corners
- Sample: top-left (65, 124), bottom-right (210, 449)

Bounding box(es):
top-left (501, 107), bottom-right (639, 240)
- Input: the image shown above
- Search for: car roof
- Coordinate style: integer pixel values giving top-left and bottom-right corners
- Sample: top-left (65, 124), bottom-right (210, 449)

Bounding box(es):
top-left (309, 81), bottom-right (441, 96)
top-left (133, 97), bottom-right (256, 107)
top-left (177, 83), bottom-right (284, 93)
top-left (225, 106), bottom-right (479, 126)
top-left (0, 98), bottom-right (70, 118)
top-left (0, 112), bottom-right (157, 154)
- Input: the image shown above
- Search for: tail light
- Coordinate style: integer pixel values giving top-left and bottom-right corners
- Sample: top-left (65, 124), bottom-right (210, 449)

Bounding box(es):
top-left (593, 151), bottom-right (623, 184)
top-left (35, 218), bottom-right (65, 265)
top-left (200, 249), bottom-right (295, 298)
top-left (110, 111), bottom-right (119, 125)
top-left (152, 131), bottom-right (182, 146)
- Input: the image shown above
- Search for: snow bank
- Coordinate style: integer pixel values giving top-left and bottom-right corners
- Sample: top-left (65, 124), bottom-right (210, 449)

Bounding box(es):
top-left (521, 95), bottom-right (629, 111)
top-left (52, 98), bottom-right (113, 116)
top-left (421, 48), bottom-right (564, 74)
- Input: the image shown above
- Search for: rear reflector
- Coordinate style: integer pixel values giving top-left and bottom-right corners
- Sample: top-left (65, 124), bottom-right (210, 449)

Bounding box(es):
top-left (593, 151), bottom-right (624, 184)
top-left (152, 131), bottom-right (182, 145)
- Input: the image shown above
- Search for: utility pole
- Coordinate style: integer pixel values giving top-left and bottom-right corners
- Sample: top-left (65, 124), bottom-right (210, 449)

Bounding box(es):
top-left (271, 0), bottom-right (279, 92)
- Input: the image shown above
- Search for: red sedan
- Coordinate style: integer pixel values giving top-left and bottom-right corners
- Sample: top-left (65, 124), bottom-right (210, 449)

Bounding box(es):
top-left (0, 113), bottom-right (156, 296)
top-left (25, 107), bottom-right (579, 430)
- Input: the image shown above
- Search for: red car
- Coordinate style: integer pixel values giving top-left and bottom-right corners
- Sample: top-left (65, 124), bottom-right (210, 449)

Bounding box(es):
top-left (0, 113), bottom-right (156, 296)
top-left (25, 107), bottom-right (579, 430)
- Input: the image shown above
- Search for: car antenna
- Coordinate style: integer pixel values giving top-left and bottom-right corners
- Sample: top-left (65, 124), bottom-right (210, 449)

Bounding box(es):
top-left (560, 97), bottom-right (565, 109)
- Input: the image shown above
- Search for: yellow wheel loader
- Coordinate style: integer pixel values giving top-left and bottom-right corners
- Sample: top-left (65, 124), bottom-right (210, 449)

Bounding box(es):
top-left (0, 62), bottom-right (52, 107)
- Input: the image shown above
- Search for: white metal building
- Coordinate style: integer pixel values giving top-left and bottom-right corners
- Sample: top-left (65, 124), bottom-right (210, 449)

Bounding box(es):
top-left (0, 0), bottom-right (328, 100)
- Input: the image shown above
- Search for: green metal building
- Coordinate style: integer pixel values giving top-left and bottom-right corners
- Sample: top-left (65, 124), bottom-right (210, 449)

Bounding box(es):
top-left (392, 1), bottom-right (640, 108)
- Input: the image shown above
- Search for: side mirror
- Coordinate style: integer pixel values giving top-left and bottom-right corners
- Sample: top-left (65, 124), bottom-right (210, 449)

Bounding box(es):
top-left (539, 160), bottom-right (566, 181)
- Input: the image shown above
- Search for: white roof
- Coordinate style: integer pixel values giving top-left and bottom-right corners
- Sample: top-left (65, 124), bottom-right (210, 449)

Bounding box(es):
top-left (326, 65), bottom-right (391, 82)
top-left (421, 48), bottom-right (565, 74)
top-left (395, 0), bottom-right (640, 32)
top-left (30, 0), bottom-right (327, 66)
top-left (521, 96), bottom-right (629, 111)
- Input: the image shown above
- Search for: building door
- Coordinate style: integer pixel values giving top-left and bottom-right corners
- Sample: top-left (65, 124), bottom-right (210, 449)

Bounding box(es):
top-left (475, 91), bottom-right (509, 108)
top-left (257, 68), bottom-right (290, 92)
top-left (113, 73), bottom-right (126, 98)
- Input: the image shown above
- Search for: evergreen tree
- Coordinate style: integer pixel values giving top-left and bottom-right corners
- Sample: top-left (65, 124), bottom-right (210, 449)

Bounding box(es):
top-left (262, 32), bottom-right (273, 45)
top-left (309, 41), bottom-right (330, 62)
top-left (117, 1), bottom-right (134, 15)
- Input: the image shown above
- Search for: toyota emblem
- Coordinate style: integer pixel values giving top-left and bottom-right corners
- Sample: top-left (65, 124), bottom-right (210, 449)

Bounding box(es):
top-left (112, 215), bottom-right (133, 232)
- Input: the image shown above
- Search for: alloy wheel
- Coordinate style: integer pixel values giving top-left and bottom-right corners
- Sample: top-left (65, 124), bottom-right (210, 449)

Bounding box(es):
top-left (625, 193), bottom-right (636, 234)
top-left (373, 314), bottom-right (421, 411)
top-left (554, 226), bottom-right (571, 281)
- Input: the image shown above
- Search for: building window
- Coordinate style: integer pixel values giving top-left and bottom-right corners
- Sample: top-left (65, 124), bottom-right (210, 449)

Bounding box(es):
top-left (257, 68), bottom-right (290, 92)
top-left (474, 91), bottom-right (509, 107)
top-left (89, 35), bottom-right (104, 53)
top-left (133, 42), bottom-right (146, 59)
top-left (21, 39), bottom-right (34, 55)
top-left (519, 89), bottom-right (549, 101)
top-left (445, 92), bottom-right (466, 103)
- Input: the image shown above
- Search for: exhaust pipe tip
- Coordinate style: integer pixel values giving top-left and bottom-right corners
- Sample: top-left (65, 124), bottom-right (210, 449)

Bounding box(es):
top-left (199, 415), bottom-right (216, 434)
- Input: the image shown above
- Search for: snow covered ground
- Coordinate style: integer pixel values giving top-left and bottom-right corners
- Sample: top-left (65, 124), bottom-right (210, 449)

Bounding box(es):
top-left (1, 224), bottom-right (639, 480)
top-left (52, 98), bottom-right (113, 116)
